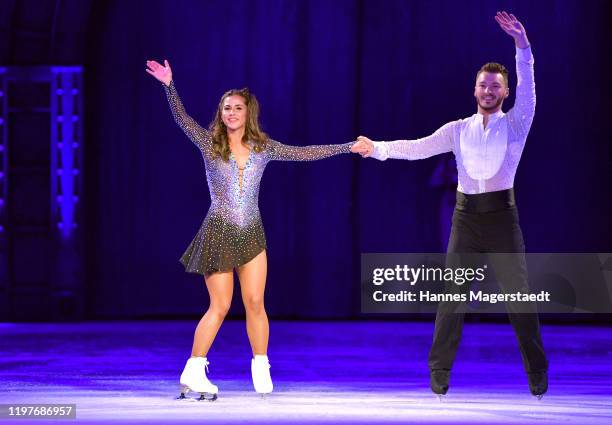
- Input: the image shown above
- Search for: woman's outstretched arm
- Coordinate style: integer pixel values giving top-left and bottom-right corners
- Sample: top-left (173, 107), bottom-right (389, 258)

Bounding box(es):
top-left (267, 139), bottom-right (353, 161)
top-left (146, 59), bottom-right (211, 150)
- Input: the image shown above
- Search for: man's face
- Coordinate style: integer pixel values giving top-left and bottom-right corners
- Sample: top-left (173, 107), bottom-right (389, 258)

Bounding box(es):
top-left (474, 72), bottom-right (509, 112)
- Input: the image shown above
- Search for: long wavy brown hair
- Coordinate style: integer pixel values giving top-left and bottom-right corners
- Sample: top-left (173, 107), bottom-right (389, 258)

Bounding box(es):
top-left (209, 88), bottom-right (268, 161)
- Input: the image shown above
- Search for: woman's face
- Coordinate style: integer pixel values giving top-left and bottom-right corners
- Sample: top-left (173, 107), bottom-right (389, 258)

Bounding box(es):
top-left (221, 95), bottom-right (247, 132)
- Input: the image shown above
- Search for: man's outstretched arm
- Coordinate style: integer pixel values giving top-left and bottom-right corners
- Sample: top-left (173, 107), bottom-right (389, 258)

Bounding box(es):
top-left (350, 121), bottom-right (457, 161)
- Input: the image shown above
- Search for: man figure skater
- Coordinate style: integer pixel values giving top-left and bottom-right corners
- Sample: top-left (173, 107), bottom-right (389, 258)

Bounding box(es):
top-left (352, 11), bottom-right (548, 398)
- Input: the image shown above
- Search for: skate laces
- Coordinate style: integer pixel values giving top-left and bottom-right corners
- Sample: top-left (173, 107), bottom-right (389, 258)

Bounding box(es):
top-left (254, 358), bottom-right (270, 369)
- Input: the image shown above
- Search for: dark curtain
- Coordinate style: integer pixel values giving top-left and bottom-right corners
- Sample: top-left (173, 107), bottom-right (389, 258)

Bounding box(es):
top-left (83, 0), bottom-right (612, 318)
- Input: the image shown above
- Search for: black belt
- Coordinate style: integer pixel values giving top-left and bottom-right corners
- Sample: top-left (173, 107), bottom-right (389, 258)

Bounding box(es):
top-left (455, 188), bottom-right (516, 213)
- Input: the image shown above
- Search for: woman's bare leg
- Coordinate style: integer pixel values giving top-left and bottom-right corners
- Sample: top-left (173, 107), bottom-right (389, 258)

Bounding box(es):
top-left (191, 271), bottom-right (234, 357)
top-left (237, 250), bottom-right (268, 355)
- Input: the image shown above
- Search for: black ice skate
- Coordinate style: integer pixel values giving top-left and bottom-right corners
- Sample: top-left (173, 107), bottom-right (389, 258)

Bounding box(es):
top-left (430, 369), bottom-right (450, 400)
top-left (528, 371), bottom-right (548, 400)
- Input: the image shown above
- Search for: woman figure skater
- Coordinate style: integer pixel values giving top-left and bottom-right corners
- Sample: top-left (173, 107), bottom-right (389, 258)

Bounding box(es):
top-left (146, 59), bottom-right (353, 400)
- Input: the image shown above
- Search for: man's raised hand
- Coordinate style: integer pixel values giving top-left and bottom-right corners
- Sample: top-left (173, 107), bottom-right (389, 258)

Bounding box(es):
top-left (495, 11), bottom-right (529, 49)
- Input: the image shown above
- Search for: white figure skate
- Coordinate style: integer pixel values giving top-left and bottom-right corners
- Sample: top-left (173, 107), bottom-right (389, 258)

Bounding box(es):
top-left (178, 357), bottom-right (218, 401)
top-left (251, 355), bottom-right (273, 397)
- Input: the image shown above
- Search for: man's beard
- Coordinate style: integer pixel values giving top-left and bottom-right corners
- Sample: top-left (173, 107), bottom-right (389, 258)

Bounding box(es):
top-left (478, 95), bottom-right (504, 111)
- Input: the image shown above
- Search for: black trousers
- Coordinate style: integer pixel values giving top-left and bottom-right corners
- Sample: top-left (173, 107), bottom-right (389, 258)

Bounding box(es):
top-left (427, 189), bottom-right (548, 373)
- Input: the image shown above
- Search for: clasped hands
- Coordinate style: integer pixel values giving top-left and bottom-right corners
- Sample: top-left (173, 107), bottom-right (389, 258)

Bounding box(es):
top-left (351, 136), bottom-right (375, 158)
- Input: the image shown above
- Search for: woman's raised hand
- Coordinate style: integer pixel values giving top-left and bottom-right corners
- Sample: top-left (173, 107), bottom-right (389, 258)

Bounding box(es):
top-left (146, 59), bottom-right (173, 86)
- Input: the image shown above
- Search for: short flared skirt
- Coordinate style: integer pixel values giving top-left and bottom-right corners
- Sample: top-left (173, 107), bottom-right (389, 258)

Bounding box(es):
top-left (179, 212), bottom-right (267, 276)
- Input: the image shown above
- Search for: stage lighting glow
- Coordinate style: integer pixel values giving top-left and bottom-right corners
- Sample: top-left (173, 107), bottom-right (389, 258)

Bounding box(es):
top-left (51, 67), bottom-right (83, 240)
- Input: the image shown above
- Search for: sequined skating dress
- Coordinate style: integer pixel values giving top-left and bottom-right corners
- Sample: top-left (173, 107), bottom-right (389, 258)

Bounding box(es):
top-left (164, 81), bottom-right (352, 275)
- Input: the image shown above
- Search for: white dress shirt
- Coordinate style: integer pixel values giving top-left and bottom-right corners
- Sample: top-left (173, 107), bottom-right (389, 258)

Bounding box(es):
top-left (371, 46), bottom-right (535, 194)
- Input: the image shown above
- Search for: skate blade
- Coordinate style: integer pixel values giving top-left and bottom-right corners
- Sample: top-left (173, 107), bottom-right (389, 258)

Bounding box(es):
top-left (535, 394), bottom-right (544, 401)
top-left (176, 392), bottom-right (195, 402)
top-left (177, 386), bottom-right (218, 402)
top-left (176, 385), bottom-right (190, 401)
top-left (198, 393), bottom-right (218, 402)
top-left (436, 394), bottom-right (446, 402)
top-left (176, 388), bottom-right (196, 402)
